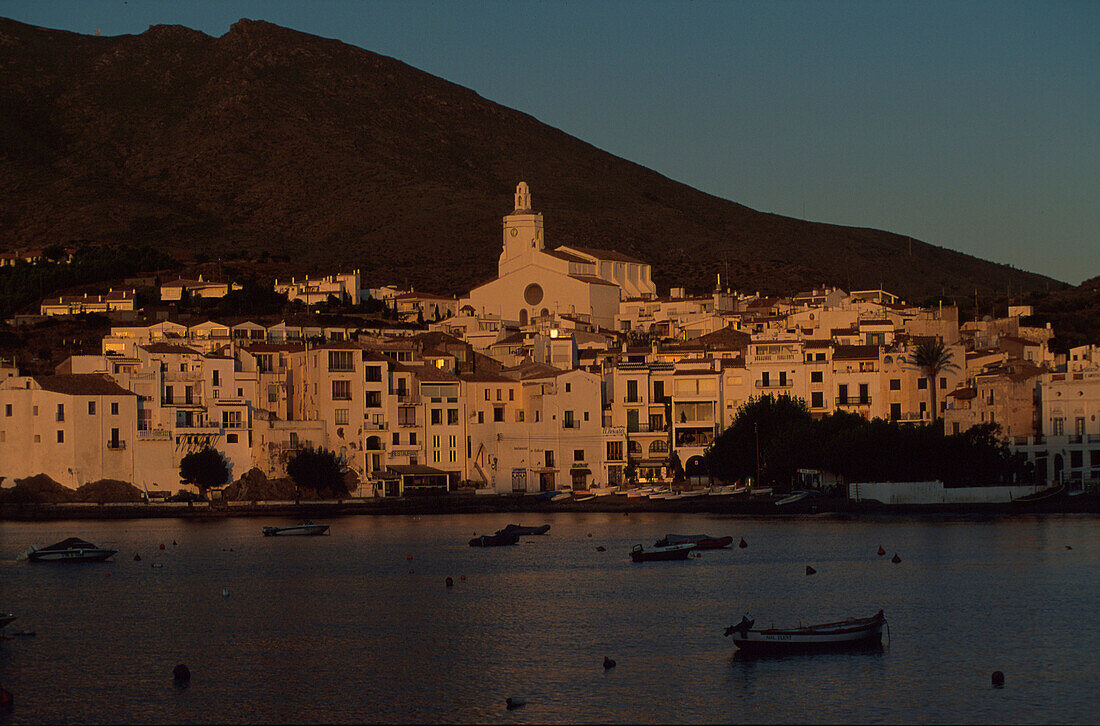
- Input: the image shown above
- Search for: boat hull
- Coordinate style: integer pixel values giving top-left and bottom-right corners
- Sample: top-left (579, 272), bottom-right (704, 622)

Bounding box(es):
top-left (496, 524), bottom-right (550, 536)
top-left (28, 548), bottom-right (117, 562)
top-left (728, 611), bottom-right (885, 656)
top-left (469, 533), bottom-right (520, 547)
top-left (262, 524), bottom-right (329, 536)
top-left (630, 543), bottom-right (695, 562)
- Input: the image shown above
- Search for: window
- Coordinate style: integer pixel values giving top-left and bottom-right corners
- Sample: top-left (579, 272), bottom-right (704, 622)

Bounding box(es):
top-left (534, 410), bottom-right (541, 423)
top-left (432, 435), bottom-right (440, 449)
top-left (760, 372), bottom-right (770, 387)
top-left (484, 389), bottom-right (490, 401)
top-left (496, 389), bottom-right (502, 401)
top-left (565, 382), bottom-right (571, 393)
top-left (583, 411), bottom-right (589, 421)
top-left (939, 377), bottom-right (947, 390)
top-left (607, 440), bottom-right (623, 461)
top-left (56, 430), bottom-right (64, 443)
top-left (328, 351), bottom-right (354, 372)
top-left (365, 366), bottom-right (382, 382)
top-left (449, 435), bottom-right (456, 448)
top-left (34, 434), bottom-right (40, 443)
top-left (88, 401), bottom-right (96, 415)
top-left (258, 354), bottom-right (274, 373)
top-left (573, 449), bottom-right (584, 462)
top-left (432, 450), bottom-right (440, 463)
top-left (111, 402), bottom-right (119, 415)
top-left (398, 407), bottom-right (416, 425)
top-left (447, 409), bottom-right (459, 425)
top-left (4, 404), bottom-right (10, 416)
top-left (392, 432), bottom-right (400, 446)
top-left (477, 411), bottom-right (484, 424)
top-left (516, 410), bottom-right (525, 422)
top-left (811, 371), bottom-right (823, 383)
top-left (226, 433), bottom-right (238, 444)
top-left (811, 391), bottom-right (824, 408)
top-left (917, 378), bottom-right (928, 390)
top-left (1052, 417), bottom-right (1064, 435)
top-left (493, 407), bottom-right (504, 422)
top-left (545, 450), bottom-right (555, 467)
top-left (212, 370), bottom-right (220, 387)
top-left (509, 389), bottom-right (514, 401)
top-left (365, 391), bottom-right (382, 408)
top-left (268, 385), bottom-right (279, 403)
top-left (889, 379), bottom-right (901, 391)
top-left (332, 380), bottom-right (352, 400)
top-left (33, 405), bottom-right (38, 416)
top-left (563, 410), bottom-right (575, 428)
top-left (431, 409), bottom-right (442, 425)
top-left (409, 433), bottom-right (417, 445)
top-left (626, 380), bottom-right (638, 402)
top-left (449, 449), bottom-right (456, 463)
top-left (953, 422), bottom-right (961, 435)
top-left (56, 404), bottom-right (65, 422)
top-left (335, 409), bottom-right (349, 425)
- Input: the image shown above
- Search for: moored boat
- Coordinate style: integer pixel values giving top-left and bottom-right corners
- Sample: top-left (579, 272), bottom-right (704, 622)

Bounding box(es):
top-left (0, 613), bottom-right (16, 628)
top-left (629, 542), bottom-right (696, 562)
top-left (496, 524), bottom-right (550, 536)
top-left (1010, 484), bottom-right (1066, 505)
top-left (655, 533), bottom-right (733, 549)
top-left (724, 610), bottom-right (886, 655)
top-left (262, 521), bottom-right (330, 536)
top-left (469, 532), bottom-right (520, 547)
top-left (26, 537), bottom-right (117, 563)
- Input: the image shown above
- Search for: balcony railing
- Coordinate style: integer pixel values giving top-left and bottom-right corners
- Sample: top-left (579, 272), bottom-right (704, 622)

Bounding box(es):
top-left (836, 396), bottom-right (872, 406)
top-left (1089, 434), bottom-right (1100, 443)
top-left (106, 440), bottom-right (126, 450)
top-left (626, 423), bottom-right (668, 433)
top-left (562, 421), bottom-right (579, 430)
top-left (755, 381), bottom-right (793, 389)
top-left (1068, 435), bottom-right (1083, 444)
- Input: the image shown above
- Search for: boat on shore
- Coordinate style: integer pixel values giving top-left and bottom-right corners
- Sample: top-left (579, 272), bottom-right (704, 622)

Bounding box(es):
top-left (26, 537), bottom-right (117, 562)
top-left (629, 542), bottom-right (696, 562)
top-left (654, 533), bottom-right (733, 549)
top-left (469, 532), bottom-right (520, 547)
top-left (261, 521), bottom-right (329, 536)
top-left (724, 610), bottom-right (886, 655)
top-left (496, 524), bottom-right (550, 536)
top-left (1011, 484), bottom-right (1066, 505)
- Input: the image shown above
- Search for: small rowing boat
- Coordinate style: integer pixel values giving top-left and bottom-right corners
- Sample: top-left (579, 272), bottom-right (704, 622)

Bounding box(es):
top-left (261, 521), bottom-right (329, 536)
top-left (630, 543), bottom-right (695, 562)
top-left (724, 610), bottom-right (886, 655)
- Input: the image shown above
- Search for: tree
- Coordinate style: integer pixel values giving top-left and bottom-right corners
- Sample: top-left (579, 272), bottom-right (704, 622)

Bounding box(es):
top-left (666, 451), bottom-right (686, 484)
top-left (705, 394), bottom-right (814, 487)
top-left (906, 339), bottom-right (959, 424)
top-left (179, 447), bottom-right (230, 498)
top-left (286, 446), bottom-right (350, 497)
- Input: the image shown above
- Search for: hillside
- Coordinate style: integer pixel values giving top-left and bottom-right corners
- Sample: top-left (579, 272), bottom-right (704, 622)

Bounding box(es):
top-left (0, 17), bottom-right (1062, 300)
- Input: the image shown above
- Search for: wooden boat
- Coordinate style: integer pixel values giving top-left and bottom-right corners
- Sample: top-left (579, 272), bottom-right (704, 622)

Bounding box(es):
top-left (496, 524), bottom-right (550, 536)
top-left (655, 533), bottom-right (733, 550)
top-left (262, 521), bottom-right (329, 536)
top-left (469, 532), bottom-right (520, 547)
top-left (724, 610), bottom-right (886, 655)
top-left (629, 543), bottom-right (696, 562)
top-left (26, 537), bottom-right (117, 562)
top-left (1011, 484), bottom-right (1066, 505)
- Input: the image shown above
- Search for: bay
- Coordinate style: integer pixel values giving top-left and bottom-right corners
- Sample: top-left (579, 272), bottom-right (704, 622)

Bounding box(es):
top-left (0, 512), bottom-right (1096, 724)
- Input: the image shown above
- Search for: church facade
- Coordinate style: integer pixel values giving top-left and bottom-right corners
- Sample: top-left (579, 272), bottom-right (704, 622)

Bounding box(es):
top-left (461, 183), bottom-right (656, 330)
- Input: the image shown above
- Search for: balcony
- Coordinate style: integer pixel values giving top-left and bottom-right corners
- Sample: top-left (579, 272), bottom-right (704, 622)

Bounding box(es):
top-left (1068, 435), bottom-right (1083, 444)
top-left (106, 440), bottom-right (126, 450)
top-left (755, 381), bottom-right (794, 389)
top-left (1089, 434), bottom-right (1100, 443)
top-left (836, 396), bottom-right (872, 406)
top-left (626, 423), bottom-right (668, 433)
top-left (138, 429), bottom-right (172, 441)
top-left (562, 421), bottom-right (580, 430)
top-left (363, 419), bottom-right (387, 430)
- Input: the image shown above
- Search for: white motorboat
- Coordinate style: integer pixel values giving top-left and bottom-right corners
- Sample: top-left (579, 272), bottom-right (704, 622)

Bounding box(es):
top-left (26, 537), bottom-right (117, 562)
top-left (262, 521), bottom-right (330, 536)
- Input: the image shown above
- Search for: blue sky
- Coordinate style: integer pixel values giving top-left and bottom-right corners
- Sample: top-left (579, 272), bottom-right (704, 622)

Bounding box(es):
top-left (3, 0), bottom-right (1097, 284)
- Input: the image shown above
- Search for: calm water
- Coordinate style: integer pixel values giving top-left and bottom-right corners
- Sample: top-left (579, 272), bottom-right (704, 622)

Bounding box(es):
top-left (0, 512), bottom-right (1097, 724)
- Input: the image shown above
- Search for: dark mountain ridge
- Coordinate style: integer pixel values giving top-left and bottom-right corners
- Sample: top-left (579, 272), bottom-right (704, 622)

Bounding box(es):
top-left (0, 17), bottom-right (1061, 300)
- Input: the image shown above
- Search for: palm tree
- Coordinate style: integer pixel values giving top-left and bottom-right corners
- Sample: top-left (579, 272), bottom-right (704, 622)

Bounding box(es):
top-left (906, 339), bottom-right (959, 424)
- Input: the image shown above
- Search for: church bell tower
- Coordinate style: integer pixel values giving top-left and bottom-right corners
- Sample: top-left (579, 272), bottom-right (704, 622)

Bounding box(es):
top-left (499, 182), bottom-right (544, 277)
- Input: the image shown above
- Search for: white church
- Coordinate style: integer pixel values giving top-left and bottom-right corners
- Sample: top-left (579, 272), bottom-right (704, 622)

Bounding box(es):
top-left (461, 182), bottom-right (657, 330)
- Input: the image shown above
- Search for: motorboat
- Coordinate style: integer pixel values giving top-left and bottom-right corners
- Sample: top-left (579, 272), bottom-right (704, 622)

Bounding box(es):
top-left (629, 543), bottom-right (696, 562)
top-left (26, 537), bottom-right (117, 563)
top-left (469, 532), bottom-right (520, 547)
top-left (654, 533), bottom-right (733, 550)
top-left (496, 524), bottom-right (550, 536)
top-left (1011, 484), bottom-right (1066, 505)
top-left (0, 613), bottom-right (16, 628)
top-left (724, 610), bottom-right (886, 655)
top-left (261, 521), bottom-right (330, 536)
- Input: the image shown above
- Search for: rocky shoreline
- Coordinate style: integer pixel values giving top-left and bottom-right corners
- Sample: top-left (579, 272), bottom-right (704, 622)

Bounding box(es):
top-left (2, 492), bottom-right (1097, 521)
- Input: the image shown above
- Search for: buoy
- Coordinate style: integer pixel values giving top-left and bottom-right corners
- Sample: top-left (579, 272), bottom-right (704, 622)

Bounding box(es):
top-left (739, 538), bottom-right (748, 549)
top-left (596, 546), bottom-right (606, 552)
top-left (0, 685), bottom-right (14, 709)
top-left (134, 553), bottom-right (141, 561)
top-left (992, 670), bottom-right (1004, 687)
top-left (159, 543), bottom-right (166, 550)
top-left (505, 697), bottom-right (526, 710)
top-left (152, 563), bottom-right (164, 569)
top-left (173, 664), bottom-right (191, 683)
top-left (106, 572), bottom-right (111, 577)
top-left (172, 540), bottom-right (178, 546)
top-left (1066, 545), bottom-right (1073, 550)
top-left (221, 588), bottom-right (229, 597)
top-left (877, 546), bottom-right (886, 556)
top-left (459, 575), bottom-right (466, 581)
top-left (407, 555), bottom-right (414, 561)
top-left (806, 566), bottom-right (816, 575)
top-left (694, 552), bottom-right (702, 558)
top-left (408, 569), bottom-right (414, 574)
top-left (891, 553), bottom-right (901, 563)
top-left (603, 656), bottom-right (616, 670)
top-left (445, 577), bottom-right (454, 588)
top-left (587, 533), bottom-right (592, 537)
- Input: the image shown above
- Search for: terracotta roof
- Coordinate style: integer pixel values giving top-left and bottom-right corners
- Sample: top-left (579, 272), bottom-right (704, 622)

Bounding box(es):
top-left (947, 386), bottom-right (977, 400)
top-left (568, 274), bottom-right (618, 287)
top-left (694, 325), bottom-right (751, 349)
top-left (560, 245), bottom-right (645, 264)
top-left (544, 249), bottom-right (593, 264)
top-left (831, 344), bottom-right (880, 360)
top-left (408, 365), bottom-right (460, 382)
top-left (33, 374), bottom-right (136, 397)
top-left (141, 343), bottom-right (201, 355)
